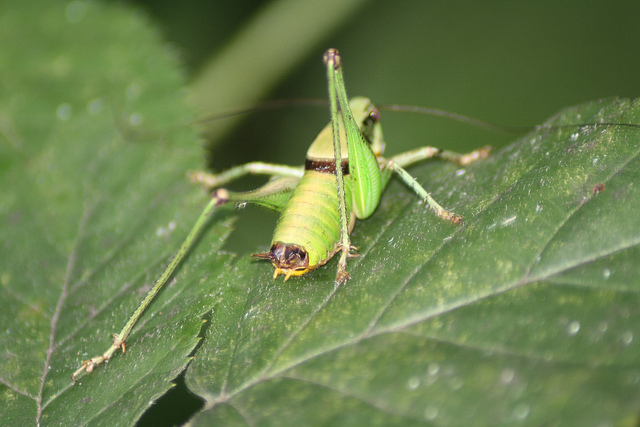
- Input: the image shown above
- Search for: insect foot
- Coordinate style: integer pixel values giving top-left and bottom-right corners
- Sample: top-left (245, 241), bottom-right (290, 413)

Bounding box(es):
top-left (456, 145), bottom-right (492, 166)
top-left (72, 334), bottom-right (125, 381)
top-left (440, 211), bottom-right (464, 225)
top-left (335, 265), bottom-right (351, 284)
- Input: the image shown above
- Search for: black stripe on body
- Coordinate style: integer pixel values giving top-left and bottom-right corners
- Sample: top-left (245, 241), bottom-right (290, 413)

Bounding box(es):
top-left (305, 159), bottom-right (349, 175)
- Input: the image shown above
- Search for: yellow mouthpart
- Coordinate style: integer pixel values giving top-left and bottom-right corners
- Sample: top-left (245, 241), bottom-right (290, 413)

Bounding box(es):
top-left (273, 267), bottom-right (311, 281)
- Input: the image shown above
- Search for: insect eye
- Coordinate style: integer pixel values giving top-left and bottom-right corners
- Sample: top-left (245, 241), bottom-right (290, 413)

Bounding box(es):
top-left (363, 107), bottom-right (380, 128)
top-left (361, 108), bottom-right (380, 145)
top-left (368, 108), bottom-right (380, 123)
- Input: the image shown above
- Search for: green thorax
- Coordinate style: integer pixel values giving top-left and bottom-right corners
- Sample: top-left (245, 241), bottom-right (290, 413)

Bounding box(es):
top-left (306, 97), bottom-right (385, 162)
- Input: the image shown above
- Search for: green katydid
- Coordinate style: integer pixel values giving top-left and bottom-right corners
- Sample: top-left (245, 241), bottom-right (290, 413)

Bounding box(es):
top-left (71, 48), bottom-right (495, 380)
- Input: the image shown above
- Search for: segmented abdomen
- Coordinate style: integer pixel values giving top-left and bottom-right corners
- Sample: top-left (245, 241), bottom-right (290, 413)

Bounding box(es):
top-left (271, 170), bottom-right (352, 268)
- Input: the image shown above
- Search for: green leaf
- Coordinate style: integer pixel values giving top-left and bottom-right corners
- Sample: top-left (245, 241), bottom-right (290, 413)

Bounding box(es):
top-left (184, 99), bottom-right (640, 425)
top-left (0, 2), bottom-right (212, 425)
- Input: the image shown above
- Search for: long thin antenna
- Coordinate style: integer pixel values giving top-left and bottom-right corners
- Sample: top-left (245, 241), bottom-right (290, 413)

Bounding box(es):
top-left (378, 104), bottom-right (533, 134)
top-left (191, 99), bottom-right (640, 134)
top-left (191, 98), bottom-right (328, 125)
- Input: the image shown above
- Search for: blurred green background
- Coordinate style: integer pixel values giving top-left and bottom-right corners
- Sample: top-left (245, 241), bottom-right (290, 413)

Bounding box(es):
top-left (116, 1), bottom-right (640, 423)
top-left (133, 0), bottom-right (640, 155)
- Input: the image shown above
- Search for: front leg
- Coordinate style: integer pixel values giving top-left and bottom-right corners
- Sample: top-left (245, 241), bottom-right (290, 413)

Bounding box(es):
top-left (189, 162), bottom-right (304, 190)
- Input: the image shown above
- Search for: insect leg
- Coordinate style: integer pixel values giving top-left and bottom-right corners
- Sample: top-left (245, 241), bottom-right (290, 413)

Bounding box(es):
top-left (72, 173), bottom-right (301, 380)
top-left (190, 162), bottom-right (304, 190)
top-left (324, 49), bottom-right (354, 284)
top-left (384, 146), bottom-right (490, 224)
top-left (221, 175), bottom-right (300, 212)
top-left (389, 145), bottom-right (491, 169)
top-left (73, 189), bottom-right (229, 380)
top-left (385, 160), bottom-right (463, 224)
